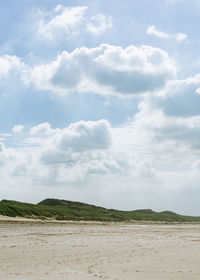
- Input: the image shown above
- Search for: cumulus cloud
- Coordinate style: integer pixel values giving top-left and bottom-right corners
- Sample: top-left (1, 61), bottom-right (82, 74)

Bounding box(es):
top-left (131, 73), bottom-right (200, 150)
top-left (131, 74), bottom-right (200, 150)
top-left (30, 122), bottom-right (52, 136)
top-left (0, 119), bottom-right (124, 187)
top-left (153, 75), bottom-right (200, 117)
top-left (0, 55), bottom-right (24, 77)
top-left (56, 119), bottom-right (112, 152)
top-left (12, 125), bottom-right (24, 133)
top-left (156, 116), bottom-right (200, 149)
top-left (37, 5), bottom-right (112, 39)
top-left (1, 4), bottom-right (200, 214)
top-left (86, 14), bottom-right (112, 35)
top-left (2, 110), bottom-right (200, 214)
top-left (147, 25), bottom-right (187, 42)
top-left (0, 142), bottom-right (5, 152)
top-left (27, 44), bottom-right (176, 96)
top-left (27, 120), bottom-right (113, 168)
top-left (38, 5), bottom-right (87, 39)
top-left (139, 103), bottom-right (200, 149)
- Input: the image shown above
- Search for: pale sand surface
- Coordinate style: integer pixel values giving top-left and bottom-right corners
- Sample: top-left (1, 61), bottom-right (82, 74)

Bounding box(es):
top-left (1, 220), bottom-right (200, 279)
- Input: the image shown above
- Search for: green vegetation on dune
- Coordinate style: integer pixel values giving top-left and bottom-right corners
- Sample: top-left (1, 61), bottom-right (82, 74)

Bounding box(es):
top-left (0, 198), bottom-right (200, 223)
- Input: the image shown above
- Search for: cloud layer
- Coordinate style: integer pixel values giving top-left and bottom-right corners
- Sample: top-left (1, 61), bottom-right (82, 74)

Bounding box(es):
top-left (1, 1), bottom-right (200, 214)
top-left (28, 44), bottom-right (176, 96)
top-left (1, 106), bottom-right (200, 214)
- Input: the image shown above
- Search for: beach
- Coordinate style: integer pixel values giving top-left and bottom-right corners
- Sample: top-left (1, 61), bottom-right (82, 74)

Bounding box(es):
top-left (1, 219), bottom-right (200, 279)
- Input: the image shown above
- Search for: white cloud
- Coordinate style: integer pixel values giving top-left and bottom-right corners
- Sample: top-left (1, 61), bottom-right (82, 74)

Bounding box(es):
top-left (147, 25), bottom-right (170, 40)
top-left (12, 125), bottom-right (24, 133)
top-left (38, 6), bottom-right (87, 39)
top-left (27, 44), bottom-right (176, 97)
top-left (0, 119), bottom-right (130, 187)
top-left (0, 142), bottom-right (5, 152)
top-left (56, 119), bottom-right (112, 152)
top-left (137, 100), bottom-right (200, 149)
top-left (130, 72), bottom-right (200, 151)
top-left (1, 4), bottom-right (200, 215)
top-left (86, 14), bottom-right (112, 35)
top-left (0, 55), bottom-right (24, 77)
top-left (32, 120), bottom-right (112, 158)
top-left (131, 74), bottom-right (200, 151)
top-left (153, 74), bottom-right (200, 117)
top-left (37, 5), bottom-right (112, 39)
top-left (147, 25), bottom-right (187, 42)
top-left (2, 111), bottom-right (200, 214)
top-left (0, 120), bottom-right (118, 186)
top-left (30, 122), bottom-right (52, 136)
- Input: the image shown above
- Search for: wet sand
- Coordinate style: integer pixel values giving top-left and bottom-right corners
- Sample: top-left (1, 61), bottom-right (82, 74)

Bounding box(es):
top-left (1, 219), bottom-right (200, 279)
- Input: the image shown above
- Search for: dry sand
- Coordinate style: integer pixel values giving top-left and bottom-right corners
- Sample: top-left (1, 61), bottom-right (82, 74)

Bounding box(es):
top-left (1, 218), bottom-right (200, 279)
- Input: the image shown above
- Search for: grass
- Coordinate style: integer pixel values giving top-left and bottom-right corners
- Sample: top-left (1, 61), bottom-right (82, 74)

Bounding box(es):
top-left (0, 198), bottom-right (200, 223)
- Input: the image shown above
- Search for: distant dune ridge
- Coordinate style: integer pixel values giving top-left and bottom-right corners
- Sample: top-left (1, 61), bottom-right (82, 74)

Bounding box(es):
top-left (0, 198), bottom-right (200, 222)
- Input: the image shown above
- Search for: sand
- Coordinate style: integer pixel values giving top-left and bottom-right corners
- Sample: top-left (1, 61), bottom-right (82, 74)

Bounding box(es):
top-left (1, 219), bottom-right (200, 279)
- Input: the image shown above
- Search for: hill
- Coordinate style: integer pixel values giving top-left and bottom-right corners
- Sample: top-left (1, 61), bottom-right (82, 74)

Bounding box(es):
top-left (0, 198), bottom-right (200, 223)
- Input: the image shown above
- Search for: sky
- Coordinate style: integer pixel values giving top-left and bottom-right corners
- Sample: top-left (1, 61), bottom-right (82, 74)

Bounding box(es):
top-left (1, 0), bottom-right (200, 215)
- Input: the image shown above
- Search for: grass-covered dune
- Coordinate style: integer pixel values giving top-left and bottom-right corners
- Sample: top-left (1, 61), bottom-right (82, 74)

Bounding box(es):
top-left (0, 198), bottom-right (200, 223)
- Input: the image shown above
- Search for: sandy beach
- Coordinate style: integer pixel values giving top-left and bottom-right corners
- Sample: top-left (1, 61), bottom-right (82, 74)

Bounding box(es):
top-left (1, 219), bottom-right (200, 279)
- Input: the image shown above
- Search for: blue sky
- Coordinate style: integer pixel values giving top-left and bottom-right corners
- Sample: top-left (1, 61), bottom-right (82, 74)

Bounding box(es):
top-left (1, 0), bottom-right (200, 214)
